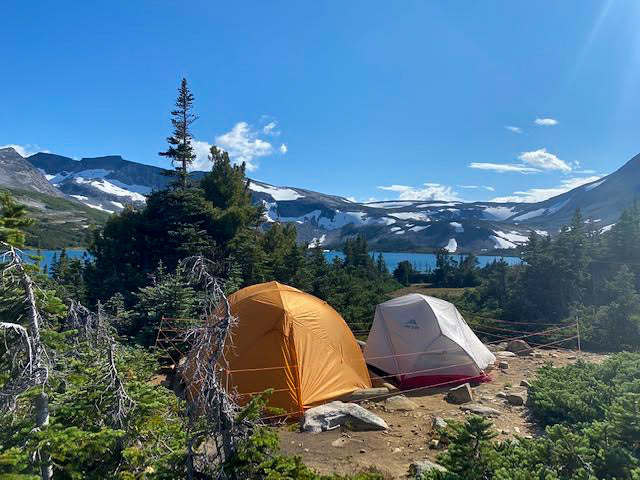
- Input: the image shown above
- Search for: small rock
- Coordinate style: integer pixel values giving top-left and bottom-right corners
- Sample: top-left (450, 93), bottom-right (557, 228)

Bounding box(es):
top-left (460, 403), bottom-right (501, 417)
top-left (533, 351), bottom-right (544, 358)
top-left (520, 380), bottom-right (531, 388)
top-left (496, 391), bottom-right (507, 398)
top-left (345, 387), bottom-right (390, 401)
top-left (432, 416), bottom-right (448, 430)
top-left (331, 438), bottom-right (348, 447)
top-left (496, 351), bottom-right (517, 358)
top-left (409, 460), bottom-right (447, 477)
top-left (507, 339), bottom-right (532, 355)
top-left (499, 361), bottom-right (509, 369)
top-left (567, 355), bottom-right (577, 360)
top-left (429, 439), bottom-right (440, 449)
top-left (384, 395), bottom-right (418, 411)
top-left (445, 383), bottom-right (473, 404)
top-left (359, 448), bottom-right (366, 454)
top-left (392, 447), bottom-right (402, 453)
top-left (506, 392), bottom-right (527, 406)
top-left (513, 426), bottom-right (521, 434)
top-left (301, 401), bottom-right (388, 433)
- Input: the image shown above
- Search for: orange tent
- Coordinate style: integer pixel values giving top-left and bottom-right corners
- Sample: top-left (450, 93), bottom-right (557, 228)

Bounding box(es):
top-left (222, 281), bottom-right (371, 414)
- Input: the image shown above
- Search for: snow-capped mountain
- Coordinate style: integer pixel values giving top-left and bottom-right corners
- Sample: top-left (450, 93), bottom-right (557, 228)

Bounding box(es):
top-left (29, 153), bottom-right (166, 213)
top-left (5, 147), bottom-right (638, 252)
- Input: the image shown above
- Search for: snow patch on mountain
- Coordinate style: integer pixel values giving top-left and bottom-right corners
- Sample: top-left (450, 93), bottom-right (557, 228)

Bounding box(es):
top-left (584, 179), bottom-right (605, 191)
top-left (494, 230), bottom-right (529, 244)
top-left (513, 208), bottom-right (546, 221)
top-left (72, 177), bottom-right (147, 202)
top-left (84, 202), bottom-right (115, 214)
top-left (450, 222), bottom-right (464, 232)
top-left (249, 182), bottom-right (303, 200)
top-left (365, 201), bottom-right (416, 208)
top-left (389, 212), bottom-right (431, 222)
top-left (483, 206), bottom-right (515, 220)
top-left (547, 199), bottom-right (570, 214)
top-left (490, 235), bottom-right (517, 249)
top-left (444, 238), bottom-right (457, 252)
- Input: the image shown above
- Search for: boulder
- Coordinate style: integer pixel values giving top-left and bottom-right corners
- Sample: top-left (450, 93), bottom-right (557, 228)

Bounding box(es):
top-left (506, 392), bottom-right (527, 406)
top-left (445, 383), bottom-right (473, 404)
top-left (409, 460), bottom-right (447, 477)
top-left (384, 395), bottom-right (418, 411)
top-left (300, 401), bottom-right (388, 433)
top-left (507, 339), bottom-right (532, 355)
top-left (432, 416), bottom-right (448, 430)
top-left (460, 403), bottom-right (501, 417)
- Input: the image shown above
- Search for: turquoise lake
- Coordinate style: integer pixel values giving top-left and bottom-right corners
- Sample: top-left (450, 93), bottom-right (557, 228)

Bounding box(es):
top-left (25, 249), bottom-right (520, 273)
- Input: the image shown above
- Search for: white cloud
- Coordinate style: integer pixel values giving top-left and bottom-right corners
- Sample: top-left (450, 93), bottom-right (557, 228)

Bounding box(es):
top-left (459, 185), bottom-right (495, 191)
top-left (469, 162), bottom-right (540, 174)
top-left (534, 117), bottom-right (559, 126)
top-left (1, 144), bottom-right (50, 157)
top-left (214, 122), bottom-right (273, 171)
top-left (190, 140), bottom-right (214, 171)
top-left (470, 148), bottom-right (571, 175)
top-left (189, 119), bottom-right (285, 171)
top-left (378, 183), bottom-right (461, 201)
top-left (505, 125), bottom-right (523, 134)
top-left (491, 175), bottom-right (602, 203)
top-left (263, 121), bottom-right (280, 136)
top-left (518, 148), bottom-right (571, 172)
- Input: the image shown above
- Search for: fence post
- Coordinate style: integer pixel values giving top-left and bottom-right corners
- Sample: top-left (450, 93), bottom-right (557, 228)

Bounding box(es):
top-left (576, 316), bottom-right (581, 354)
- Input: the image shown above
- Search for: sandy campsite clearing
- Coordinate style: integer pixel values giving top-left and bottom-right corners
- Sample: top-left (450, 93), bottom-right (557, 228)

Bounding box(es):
top-left (279, 347), bottom-right (605, 479)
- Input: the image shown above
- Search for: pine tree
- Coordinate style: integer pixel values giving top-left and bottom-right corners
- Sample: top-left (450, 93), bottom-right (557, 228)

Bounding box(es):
top-left (0, 191), bottom-right (34, 248)
top-left (159, 78), bottom-right (198, 189)
top-left (376, 253), bottom-right (387, 274)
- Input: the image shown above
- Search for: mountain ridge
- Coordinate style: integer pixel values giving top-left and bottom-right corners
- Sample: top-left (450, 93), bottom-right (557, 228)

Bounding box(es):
top-left (0, 146), bottom-right (637, 252)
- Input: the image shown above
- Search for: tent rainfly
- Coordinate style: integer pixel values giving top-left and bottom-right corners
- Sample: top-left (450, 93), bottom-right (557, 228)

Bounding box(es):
top-left (364, 294), bottom-right (495, 389)
top-left (221, 282), bottom-right (371, 414)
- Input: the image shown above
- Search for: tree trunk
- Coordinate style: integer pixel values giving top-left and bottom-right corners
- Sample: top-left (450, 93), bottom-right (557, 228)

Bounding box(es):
top-left (35, 392), bottom-right (53, 480)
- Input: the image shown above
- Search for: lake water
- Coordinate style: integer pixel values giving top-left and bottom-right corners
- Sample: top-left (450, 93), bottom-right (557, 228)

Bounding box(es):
top-left (25, 249), bottom-right (520, 273)
top-left (324, 251), bottom-right (521, 273)
top-left (23, 249), bottom-right (91, 271)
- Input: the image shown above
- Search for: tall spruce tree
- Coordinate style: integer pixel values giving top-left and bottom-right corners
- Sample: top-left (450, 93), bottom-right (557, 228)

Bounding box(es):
top-left (159, 78), bottom-right (197, 189)
top-left (0, 191), bottom-right (34, 248)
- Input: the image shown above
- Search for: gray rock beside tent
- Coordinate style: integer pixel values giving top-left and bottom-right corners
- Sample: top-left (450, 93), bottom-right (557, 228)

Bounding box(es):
top-left (300, 401), bottom-right (389, 433)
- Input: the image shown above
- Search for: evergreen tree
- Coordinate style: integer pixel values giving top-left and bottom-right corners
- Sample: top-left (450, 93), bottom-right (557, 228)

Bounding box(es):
top-left (0, 191), bottom-right (34, 248)
top-left (159, 78), bottom-right (197, 189)
top-left (393, 260), bottom-right (413, 286)
top-left (375, 253), bottom-right (387, 275)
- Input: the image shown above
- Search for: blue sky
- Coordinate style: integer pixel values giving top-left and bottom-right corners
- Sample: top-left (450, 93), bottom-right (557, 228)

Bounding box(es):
top-left (3, 1), bottom-right (640, 203)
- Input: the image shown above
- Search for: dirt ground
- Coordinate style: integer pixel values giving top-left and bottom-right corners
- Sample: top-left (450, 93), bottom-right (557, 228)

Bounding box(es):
top-left (278, 348), bottom-right (605, 479)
